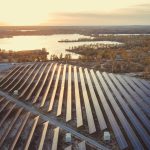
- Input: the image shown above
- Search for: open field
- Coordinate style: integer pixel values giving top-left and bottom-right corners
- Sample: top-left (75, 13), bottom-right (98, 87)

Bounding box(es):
top-left (0, 62), bottom-right (150, 149)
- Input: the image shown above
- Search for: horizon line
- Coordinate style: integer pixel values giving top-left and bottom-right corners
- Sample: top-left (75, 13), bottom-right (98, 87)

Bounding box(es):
top-left (0, 25), bottom-right (150, 27)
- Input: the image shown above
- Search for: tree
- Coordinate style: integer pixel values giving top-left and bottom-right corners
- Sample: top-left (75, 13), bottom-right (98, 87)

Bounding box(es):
top-left (59, 53), bottom-right (63, 60)
top-left (42, 48), bottom-right (46, 52)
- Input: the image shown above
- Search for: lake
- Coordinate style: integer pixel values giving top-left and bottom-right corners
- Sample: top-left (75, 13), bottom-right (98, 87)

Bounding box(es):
top-left (0, 34), bottom-right (120, 59)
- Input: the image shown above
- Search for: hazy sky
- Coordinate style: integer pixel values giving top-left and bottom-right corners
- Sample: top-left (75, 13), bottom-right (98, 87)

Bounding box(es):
top-left (0, 0), bottom-right (150, 25)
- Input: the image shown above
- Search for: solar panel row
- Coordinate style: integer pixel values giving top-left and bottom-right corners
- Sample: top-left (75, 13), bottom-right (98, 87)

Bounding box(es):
top-left (115, 74), bottom-right (150, 116)
top-left (25, 63), bottom-right (49, 100)
top-left (33, 63), bottom-right (53, 103)
top-left (48, 64), bottom-right (62, 112)
top-left (9, 64), bottom-right (34, 92)
top-left (74, 66), bottom-right (83, 127)
top-left (66, 65), bottom-right (72, 122)
top-left (123, 76), bottom-right (150, 105)
top-left (0, 65), bottom-right (22, 88)
top-left (40, 64), bottom-right (57, 107)
top-left (4, 65), bottom-right (29, 90)
top-left (57, 65), bottom-right (67, 116)
top-left (79, 67), bottom-right (96, 134)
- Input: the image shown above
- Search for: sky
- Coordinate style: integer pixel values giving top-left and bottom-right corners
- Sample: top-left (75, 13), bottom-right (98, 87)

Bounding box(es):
top-left (0, 0), bottom-right (150, 26)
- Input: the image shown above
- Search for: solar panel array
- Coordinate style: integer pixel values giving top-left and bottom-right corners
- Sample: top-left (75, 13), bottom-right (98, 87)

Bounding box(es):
top-left (0, 62), bottom-right (150, 150)
top-left (0, 97), bottom-right (91, 150)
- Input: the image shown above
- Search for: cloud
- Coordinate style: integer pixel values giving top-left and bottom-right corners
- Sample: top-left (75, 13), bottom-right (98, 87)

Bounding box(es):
top-left (45, 3), bottom-right (150, 25)
top-left (134, 3), bottom-right (150, 8)
top-left (117, 3), bottom-right (150, 14)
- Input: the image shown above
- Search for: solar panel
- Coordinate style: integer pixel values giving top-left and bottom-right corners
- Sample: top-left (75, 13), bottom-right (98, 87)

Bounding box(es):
top-left (0, 65), bottom-right (18, 84)
top-left (0, 66), bottom-right (22, 88)
top-left (0, 100), bottom-right (10, 113)
top-left (96, 71), bottom-right (128, 150)
top-left (131, 77), bottom-right (150, 97)
top-left (57, 65), bottom-right (67, 116)
top-left (66, 65), bottom-right (72, 122)
top-left (17, 64), bottom-right (39, 91)
top-left (102, 72), bottom-right (149, 149)
top-left (0, 108), bottom-right (23, 147)
top-left (115, 74), bottom-right (150, 116)
top-left (32, 63), bottom-right (53, 103)
top-left (51, 127), bottom-right (60, 150)
top-left (84, 68), bottom-right (107, 130)
top-left (79, 67), bottom-right (96, 134)
top-left (4, 65), bottom-right (29, 90)
top-left (109, 73), bottom-right (150, 132)
top-left (78, 141), bottom-right (86, 150)
top-left (40, 64), bottom-right (57, 107)
top-left (74, 66), bottom-right (83, 128)
top-left (123, 76), bottom-right (150, 105)
top-left (25, 63), bottom-right (49, 100)
top-left (24, 116), bottom-right (39, 150)
top-left (48, 65), bottom-right (62, 111)
top-left (9, 64), bottom-right (35, 92)
top-left (10, 112), bottom-right (31, 150)
top-left (103, 73), bottom-right (146, 149)
top-left (0, 97), bottom-right (4, 103)
top-left (38, 121), bottom-right (49, 150)
top-left (19, 63), bottom-right (44, 98)
top-left (140, 79), bottom-right (150, 90)
top-left (0, 104), bottom-right (16, 128)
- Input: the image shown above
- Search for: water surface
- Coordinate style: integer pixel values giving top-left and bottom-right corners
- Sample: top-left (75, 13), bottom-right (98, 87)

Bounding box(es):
top-left (0, 34), bottom-right (120, 59)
